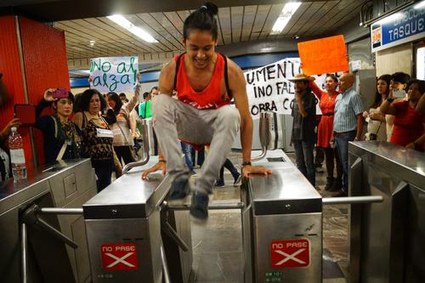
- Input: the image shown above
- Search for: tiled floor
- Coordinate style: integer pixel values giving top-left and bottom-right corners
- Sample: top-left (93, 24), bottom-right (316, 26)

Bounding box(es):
top-left (188, 151), bottom-right (349, 282)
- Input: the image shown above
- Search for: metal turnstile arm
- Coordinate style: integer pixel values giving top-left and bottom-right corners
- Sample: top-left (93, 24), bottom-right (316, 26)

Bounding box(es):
top-left (322, 195), bottom-right (383, 205)
top-left (162, 221), bottom-right (189, 252)
top-left (21, 204), bottom-right (79, 249)
top-left (21, 222), bottom-right (28, 283)
top-left (123, 119), bottom-right (150, 174)
top-left (40, 207), bottom-right (84, 214)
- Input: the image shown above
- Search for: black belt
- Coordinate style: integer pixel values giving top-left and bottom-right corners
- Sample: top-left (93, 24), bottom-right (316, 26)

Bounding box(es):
top-left (335, 130), bottom-right (356, 136)
top-left (322, 113), bottom-right (334, 116)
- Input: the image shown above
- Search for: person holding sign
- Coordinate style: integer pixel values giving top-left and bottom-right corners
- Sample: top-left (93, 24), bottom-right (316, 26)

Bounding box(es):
top-left (289, 73), bottom-right (317, 187)
top-left (105, 90), bottom-right (139, 166)
top-left (310, 75), bottom-right (343, 191)
top-left (141, 2), bottom-right (271, 220)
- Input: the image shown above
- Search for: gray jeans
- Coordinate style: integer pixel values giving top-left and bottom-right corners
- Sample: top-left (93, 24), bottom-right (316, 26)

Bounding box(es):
top-left (152, 94), bottom-right (241, 194)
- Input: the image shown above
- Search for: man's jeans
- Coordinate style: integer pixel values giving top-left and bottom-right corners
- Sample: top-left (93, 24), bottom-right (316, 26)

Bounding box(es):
top-left (181, 142), bottom-right (194, 172)
top-left (335, 130), bottom-right (356, 193)
top-left (293, 140), bottom-right (315, 186)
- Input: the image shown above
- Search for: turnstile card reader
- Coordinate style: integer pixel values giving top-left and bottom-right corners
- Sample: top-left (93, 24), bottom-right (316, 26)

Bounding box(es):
top-left (243, 151), bottom-right (322, 282)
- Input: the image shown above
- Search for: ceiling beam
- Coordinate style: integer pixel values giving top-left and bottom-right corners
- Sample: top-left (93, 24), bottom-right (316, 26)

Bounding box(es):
top-left (1, 0), bottom-right (329, 22)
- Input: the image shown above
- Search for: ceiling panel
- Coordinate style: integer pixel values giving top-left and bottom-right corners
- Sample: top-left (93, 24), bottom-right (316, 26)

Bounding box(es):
top-left (218, 7), bottom-right (232, 45)
top-left (42, 1), bottom-right (372, 71)
top-left (280, 2), bottom-right (312, 37)
top-left (240, 5), bottom-right (257, 42)
top-left (250, 5), bottom-right (272, 41)
top-left (258, 3), bottom-right (284, 40)
top-left (301, 0), bottom-right (340, 35)
top-left (230, 6), bottom-right (244, 43)
top-left (295, 1), bottom-right (332, 36)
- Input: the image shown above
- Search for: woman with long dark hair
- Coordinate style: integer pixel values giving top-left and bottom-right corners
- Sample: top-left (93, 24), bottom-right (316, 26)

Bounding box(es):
top-left (363, 74), bottom-right (391, 141)
top-left (105, 89), bottom-right (140, 165)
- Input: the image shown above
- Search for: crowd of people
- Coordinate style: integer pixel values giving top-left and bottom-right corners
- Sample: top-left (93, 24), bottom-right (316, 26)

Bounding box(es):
top-left (290, 71), bottom-right (425, 197)
top-left (1, 2), bottom-right (424, 221)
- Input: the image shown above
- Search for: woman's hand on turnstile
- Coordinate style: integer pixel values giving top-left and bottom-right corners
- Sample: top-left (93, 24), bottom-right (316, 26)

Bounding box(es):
top-left (141, 161), bottom-right (166, 180)
top-left (242, 165), bottom-right (272, 178)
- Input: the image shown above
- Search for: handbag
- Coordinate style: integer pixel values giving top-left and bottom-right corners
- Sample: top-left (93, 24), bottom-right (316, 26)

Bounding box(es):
top-left (367, 121), bottom-right (382, 141)
top-left (115, 115), bottom-right (137, 161)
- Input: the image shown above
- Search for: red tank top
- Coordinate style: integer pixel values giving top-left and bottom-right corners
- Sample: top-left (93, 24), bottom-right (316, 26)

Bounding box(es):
top-left (174, 53), bottom-right (231, 109)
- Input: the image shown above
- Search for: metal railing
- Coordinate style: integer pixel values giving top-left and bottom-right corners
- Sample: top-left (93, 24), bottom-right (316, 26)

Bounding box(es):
top-left (123, 119), bottom-right (151, 174)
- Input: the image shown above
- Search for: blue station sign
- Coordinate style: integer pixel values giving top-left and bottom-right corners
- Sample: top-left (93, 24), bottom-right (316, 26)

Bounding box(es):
top-left (371, 2), bottom-right (425, 52)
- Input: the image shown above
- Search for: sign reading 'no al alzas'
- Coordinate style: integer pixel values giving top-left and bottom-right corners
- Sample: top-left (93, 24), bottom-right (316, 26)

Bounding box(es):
top-left (89, 56), bottom-right (138, 93)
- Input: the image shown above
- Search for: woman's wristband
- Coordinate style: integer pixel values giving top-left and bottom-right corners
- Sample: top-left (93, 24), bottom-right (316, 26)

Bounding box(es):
top-left (158, 159), bottom-right (166, 163)
top-left (242, 161), bottom-right (252, 167)
top-left (386, 98), bottom-right (394, 103)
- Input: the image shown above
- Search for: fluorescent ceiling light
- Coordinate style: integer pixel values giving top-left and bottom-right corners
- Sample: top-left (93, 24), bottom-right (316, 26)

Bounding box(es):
top-left (414, 0), bottom-right (425, 9)
top-left (107, 15), bottom-right (158, 43)
top-left (271, 2), bottom-right (301, 35)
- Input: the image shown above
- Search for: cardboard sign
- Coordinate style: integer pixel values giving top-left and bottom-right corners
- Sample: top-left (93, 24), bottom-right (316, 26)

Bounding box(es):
top-left (101, 243), bottom-right (138, 271)
top-left (297, 35), bottom-right (348, 75)
top-left (271, 239), bottom-right (310, 268)
top-left (89, 56), bottom-right (138, 93)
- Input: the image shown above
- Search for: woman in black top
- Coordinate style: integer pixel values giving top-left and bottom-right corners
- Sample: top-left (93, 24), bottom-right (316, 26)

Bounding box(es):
top-left (36, 88), bottom-right (81, 164)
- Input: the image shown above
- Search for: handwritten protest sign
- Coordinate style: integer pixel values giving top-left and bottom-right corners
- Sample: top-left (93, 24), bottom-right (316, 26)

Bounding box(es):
top-left (297, 35), bottom-right (348, 75)
top-left (89, 56), bottom-right (138, 93)
top-left (244, 57), bottom-right (327, 119)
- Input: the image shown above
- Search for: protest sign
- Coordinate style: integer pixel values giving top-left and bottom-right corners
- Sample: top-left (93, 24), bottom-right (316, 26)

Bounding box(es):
top-left (244, 57), bottom-right (327, 119)
top-left (89, 56), bottom-right (138, 93)
top-left (297, 35), bottom-right (348, 75)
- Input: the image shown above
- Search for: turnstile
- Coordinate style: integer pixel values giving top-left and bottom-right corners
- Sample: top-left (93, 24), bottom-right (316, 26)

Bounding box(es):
top-left (83, 166), bottom-right (193, 283)
top-left (242, 150), bottom-right (322, 282)
top-left (81, 149), bottom-right (325, 282)
top-left (349, 141), bottom-right (425, 283)
top-left (0, 159), bottom-right (96, 283)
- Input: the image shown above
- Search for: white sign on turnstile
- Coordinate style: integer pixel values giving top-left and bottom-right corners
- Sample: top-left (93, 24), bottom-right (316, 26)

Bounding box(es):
top-left (101, 243), bottom-right (138, 271)
top-left (271, 239), bottom-right (310, 268)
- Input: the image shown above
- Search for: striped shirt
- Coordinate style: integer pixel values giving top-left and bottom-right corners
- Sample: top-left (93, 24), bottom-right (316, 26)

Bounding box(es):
top-left (334, 87), bottom-right (363, 133)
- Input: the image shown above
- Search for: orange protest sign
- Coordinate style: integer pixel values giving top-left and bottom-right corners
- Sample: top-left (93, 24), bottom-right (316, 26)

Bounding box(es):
top-left (297, 35), bottom-right (349, 76)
